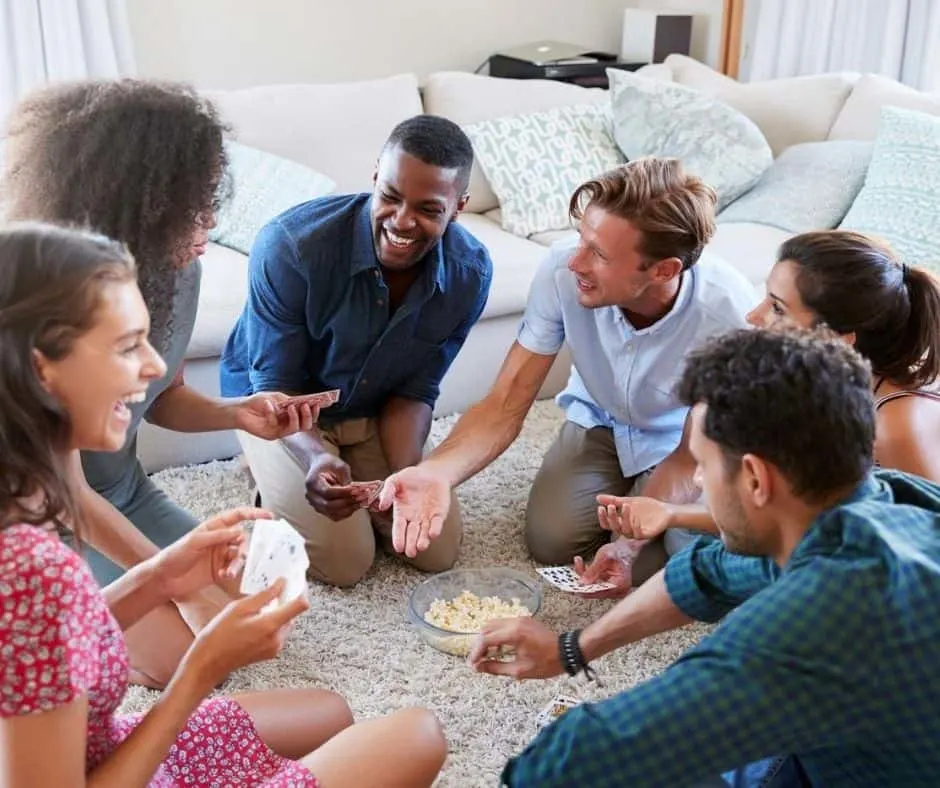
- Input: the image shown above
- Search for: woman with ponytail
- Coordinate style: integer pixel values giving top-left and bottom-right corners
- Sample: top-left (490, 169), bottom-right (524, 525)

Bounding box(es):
top-left (590, 230), bottom-right (940, 553)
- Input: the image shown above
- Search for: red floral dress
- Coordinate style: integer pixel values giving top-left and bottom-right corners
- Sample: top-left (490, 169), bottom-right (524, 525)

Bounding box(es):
top-left (0, 525), bottom-right (319, 787)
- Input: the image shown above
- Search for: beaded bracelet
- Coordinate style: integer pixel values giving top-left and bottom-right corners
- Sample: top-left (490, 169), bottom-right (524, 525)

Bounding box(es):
top-left (558, 629), bottom-right (598, 682)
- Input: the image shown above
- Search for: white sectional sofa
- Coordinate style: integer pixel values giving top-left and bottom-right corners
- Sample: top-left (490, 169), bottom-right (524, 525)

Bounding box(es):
top-left (136, 55), bottom-right (940, 471)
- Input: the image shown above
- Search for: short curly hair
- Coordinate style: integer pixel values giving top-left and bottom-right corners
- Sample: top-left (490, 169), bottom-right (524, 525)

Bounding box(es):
top-left (1, 79), bottom-right (228, 353)
top-left (678, 328), bottom-right (875, 500)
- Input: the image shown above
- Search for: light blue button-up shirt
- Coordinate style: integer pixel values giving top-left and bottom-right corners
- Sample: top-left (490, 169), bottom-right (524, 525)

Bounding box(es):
top-left (518, 236), bottom-right (758, 477)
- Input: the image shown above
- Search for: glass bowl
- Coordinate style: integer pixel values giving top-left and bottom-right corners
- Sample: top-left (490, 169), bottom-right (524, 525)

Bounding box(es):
top-left (407, 567), bottom-right (542, 657)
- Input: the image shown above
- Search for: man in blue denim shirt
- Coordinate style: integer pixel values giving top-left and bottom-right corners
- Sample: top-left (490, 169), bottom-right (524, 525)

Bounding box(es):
top-left (221, 116), bottom-right (492, 586)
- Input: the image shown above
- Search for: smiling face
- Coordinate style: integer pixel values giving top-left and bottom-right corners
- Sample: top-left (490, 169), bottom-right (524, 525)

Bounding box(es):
top-left (371, 145), bottom-right (467, 270)
top-left (746, 259), bottom-right (819, 330)
top-left (34, 280), bottom-right (167, 452)
top-left (567, 204), bottom-right (682, 310)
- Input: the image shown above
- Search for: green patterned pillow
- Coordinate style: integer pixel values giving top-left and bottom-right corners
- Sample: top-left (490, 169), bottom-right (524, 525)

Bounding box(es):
top-left (608, 68), bottom-right (772, 210)
top-left (463, 103), bottom-right (625, 237)
top-left (841, 107), bottom-right (940, 275)
top-left (211, 141), bottom-right (336, 254)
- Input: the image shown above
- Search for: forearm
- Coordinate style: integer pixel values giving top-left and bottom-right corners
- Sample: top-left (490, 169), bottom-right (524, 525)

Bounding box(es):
top-left (87, 669), bottom-right (208, 788)
top-left (282, 429), bottom-right (328, 469)
top-left (666, 503), bottom-right (718, 535)
top-left (146, 384), bottom-right (240, 433)
top-left (101, 557), bottom-right (170, 630)
top-left (78, 482), bottom-right (159, 569)
top-left (423, 396), bottom-right (527, 487)
top-left (579, 569), bottom-right (692, 663)
top-left (379, 397), bottom-right (432, 472)
top-left (642, 455), bottom-right (700, 504)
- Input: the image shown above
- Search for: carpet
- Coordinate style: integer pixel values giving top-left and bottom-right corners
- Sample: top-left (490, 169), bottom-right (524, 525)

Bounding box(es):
top-left (120, 401), bottom-right (710, 786)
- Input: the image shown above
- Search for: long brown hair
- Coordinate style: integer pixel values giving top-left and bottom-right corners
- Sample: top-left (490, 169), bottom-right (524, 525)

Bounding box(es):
top-left (569, 157), bottom-right (717, 271)
top-left (779, 231), bottom-right (940, 388)
top-left (1, 79), bottom-right (227, 354)
top-left (0, 224), bottom-right (136, 536)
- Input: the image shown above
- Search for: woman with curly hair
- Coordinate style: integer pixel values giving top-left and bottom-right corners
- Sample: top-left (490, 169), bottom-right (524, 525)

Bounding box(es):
top-left (587, 230), bottom-right (940, 558)
top-left (1, 79), bottom-right (318, 687)
top-left (0, 223), bottom-right (446, 788)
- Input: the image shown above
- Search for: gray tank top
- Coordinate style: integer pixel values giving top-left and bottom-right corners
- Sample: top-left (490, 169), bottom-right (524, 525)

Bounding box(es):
top-left (81, 260), bottom-right (202, 501)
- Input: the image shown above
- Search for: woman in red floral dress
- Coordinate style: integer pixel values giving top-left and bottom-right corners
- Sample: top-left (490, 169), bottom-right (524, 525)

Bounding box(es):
top-left (0, 224), bottom-right (446, 787)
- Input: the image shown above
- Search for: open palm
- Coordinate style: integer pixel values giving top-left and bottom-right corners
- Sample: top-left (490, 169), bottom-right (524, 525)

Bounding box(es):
top-left (379, 466), bottom-right (452, 558)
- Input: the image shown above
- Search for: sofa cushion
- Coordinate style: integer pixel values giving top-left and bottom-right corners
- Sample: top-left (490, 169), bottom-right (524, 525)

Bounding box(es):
top-left (705, 222), bottom-right (790, 289)
top-left (212, 141), bottom-right (336, 255)
top-left (464, 103), bottom-right (624, 237)
top-left (841, 107), bottom-right (940, 274)
top-left (456, 213), bottom-right (547, 319)
top-left (664, 54), bottom-right (856, 156)
top-left (608, 69), bottom-right (772, 210)
top-left (718, 141), bottom-right (873, 234)
top-left (188, 243), bottom-right (249, 360)
top-left (203, 74), bottom-right (423, 195)
top-left (829, 73), bottom-right (940, 141)
top-left (422, 71), bottom-right (608, 214)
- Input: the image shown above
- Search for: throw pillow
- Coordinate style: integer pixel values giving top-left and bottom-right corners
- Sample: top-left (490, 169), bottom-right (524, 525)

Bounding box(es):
top-left (718, 141), bottom-right (873, 233)
top-left (841, 107), bottom-right (940, 275)
top-left (463, 103), bottom-right (625, 237)
top-left (607, 68), bottom-right (773, 210)
top-left (211, 141), bottom-right (336, 255)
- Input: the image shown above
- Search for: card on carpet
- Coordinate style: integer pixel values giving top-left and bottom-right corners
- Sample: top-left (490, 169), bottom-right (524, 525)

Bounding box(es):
top-left (536, 694), bottom-right (582, 728)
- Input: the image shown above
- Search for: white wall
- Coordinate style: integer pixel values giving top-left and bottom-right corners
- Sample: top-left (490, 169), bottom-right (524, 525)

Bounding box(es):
top-left (126, 0), bottom-right (724, 89)
top-left (624, 0), bottom-right (725, 68)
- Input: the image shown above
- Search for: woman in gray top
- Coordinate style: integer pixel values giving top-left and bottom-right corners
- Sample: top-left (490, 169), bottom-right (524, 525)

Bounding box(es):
top-left (2, 80), bottom-right (316, 687)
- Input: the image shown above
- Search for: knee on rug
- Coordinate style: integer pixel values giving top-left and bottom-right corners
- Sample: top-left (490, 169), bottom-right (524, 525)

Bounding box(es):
top-left (523, 509), bottom-right (605, 565)
top-left (306, 541), bottom-right (376, 588)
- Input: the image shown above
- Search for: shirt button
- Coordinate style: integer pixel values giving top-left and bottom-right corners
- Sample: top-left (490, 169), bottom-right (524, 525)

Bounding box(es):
top-left (361, 379), bottom-right (368, 386)
top-left (377, 299), bottom-right (384, 306)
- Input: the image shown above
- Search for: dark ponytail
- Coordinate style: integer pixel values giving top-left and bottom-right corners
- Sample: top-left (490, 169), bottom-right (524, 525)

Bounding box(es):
top-left (779, 231), bottom-right (940, 388)
top-left (901, 264), bottom-right (940, 387)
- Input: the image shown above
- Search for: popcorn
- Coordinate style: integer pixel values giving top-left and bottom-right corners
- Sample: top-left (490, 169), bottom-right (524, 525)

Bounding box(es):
top-left (423, 590), bottom-right (531, 633)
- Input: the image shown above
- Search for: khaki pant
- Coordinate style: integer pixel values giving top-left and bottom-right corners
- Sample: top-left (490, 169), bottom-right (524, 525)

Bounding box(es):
top-left (525, 420), bottom-right (667, 583)
top-left (239, 418), bottom-right (462, 587)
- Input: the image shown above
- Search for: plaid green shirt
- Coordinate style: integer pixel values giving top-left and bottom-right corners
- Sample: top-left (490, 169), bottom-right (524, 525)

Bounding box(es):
top-left (503, 471), bottom-right (940, 787)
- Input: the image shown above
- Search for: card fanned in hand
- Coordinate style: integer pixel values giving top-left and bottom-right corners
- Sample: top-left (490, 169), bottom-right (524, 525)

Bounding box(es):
top-left (239, 518), bottom-right (309, 606)
top-left (536, 565), bottom-right (616, 594)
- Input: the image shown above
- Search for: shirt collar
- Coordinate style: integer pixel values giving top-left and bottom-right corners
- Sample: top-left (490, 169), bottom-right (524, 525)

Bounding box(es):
top-left (637, 266), bottom-right (696, 336)
top-left (349, 196), bottom-right (448, 294)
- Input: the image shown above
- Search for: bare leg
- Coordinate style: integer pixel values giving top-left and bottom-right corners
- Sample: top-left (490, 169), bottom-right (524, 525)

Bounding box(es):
top-left (301, 707), bottom-right (446, 788)
top-left (232, 689), bottom-right (354, 760)
top-left (124, 602), bottom-right (194, 689)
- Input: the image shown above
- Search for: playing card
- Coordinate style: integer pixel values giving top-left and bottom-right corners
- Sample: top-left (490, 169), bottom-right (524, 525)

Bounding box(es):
top-left (343, 479), bottom-right (384, 507)
top-left (277, 389), bottom-right (340, 411)
top-left (536, 565), bottom-right (617, 594)
top-left (536, 695), bottom-right (582, 728)
top-left (240, 519), bottom-right (310, 606)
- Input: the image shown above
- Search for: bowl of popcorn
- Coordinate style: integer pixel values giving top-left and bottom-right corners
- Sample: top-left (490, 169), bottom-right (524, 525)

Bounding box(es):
top-left (407, 567), bottom-right (542, 657)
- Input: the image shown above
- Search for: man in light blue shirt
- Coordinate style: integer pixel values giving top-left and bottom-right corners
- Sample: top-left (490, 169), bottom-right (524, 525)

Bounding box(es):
top-left (379, 158), bottom-right (757, 584)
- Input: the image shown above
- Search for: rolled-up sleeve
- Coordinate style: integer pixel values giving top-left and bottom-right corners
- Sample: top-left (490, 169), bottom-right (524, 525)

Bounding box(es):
top-left (665, 538), bottom-right (779, 623)
top-left (244, 221), bottom-right (312, 394)
top-left (517, 251), bottom-right (565, 355)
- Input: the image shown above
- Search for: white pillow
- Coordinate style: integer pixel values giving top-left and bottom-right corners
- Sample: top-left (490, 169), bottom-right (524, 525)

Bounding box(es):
top-left (607, 69), bottom-right (772, 210)
top-left (463, 103), bottom-right (625, 237)
top-left (211, 141), bottom-right (336, 255)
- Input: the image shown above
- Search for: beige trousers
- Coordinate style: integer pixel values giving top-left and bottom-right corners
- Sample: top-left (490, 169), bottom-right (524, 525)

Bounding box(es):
top-left (525, 420), bottom-right (667, 583)
top-left (238, 418), bottom-right (462, 587)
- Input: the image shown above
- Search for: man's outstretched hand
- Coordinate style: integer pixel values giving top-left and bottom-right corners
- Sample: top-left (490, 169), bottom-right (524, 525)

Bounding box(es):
top-left (377, 465), bottom-right (452, 558)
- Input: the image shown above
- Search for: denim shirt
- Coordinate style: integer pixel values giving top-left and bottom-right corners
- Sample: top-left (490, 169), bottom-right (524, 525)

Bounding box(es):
top-left (220, 194), bottom-right (492, 421)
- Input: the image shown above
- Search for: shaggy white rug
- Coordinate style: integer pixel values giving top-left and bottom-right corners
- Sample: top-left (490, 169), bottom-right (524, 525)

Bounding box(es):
top-left (120, 401), bottom-right (709, 786)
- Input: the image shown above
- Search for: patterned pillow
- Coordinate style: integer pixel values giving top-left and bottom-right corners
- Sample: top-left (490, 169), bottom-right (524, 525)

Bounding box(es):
top-left (607, 69), bottom-right (772, 210)
top-left (211, 141), bottom-right (336, 254)
top-left (841, 107), bottom-right (940, 275)
top-left (719, 141), bottom-right (873, 233)
top-left (464, 103), bottom-right (625, 237)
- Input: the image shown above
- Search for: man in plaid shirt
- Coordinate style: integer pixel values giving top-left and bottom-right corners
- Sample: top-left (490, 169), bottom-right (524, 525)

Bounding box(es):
top-left (471, 328), bottom-right (940, 787)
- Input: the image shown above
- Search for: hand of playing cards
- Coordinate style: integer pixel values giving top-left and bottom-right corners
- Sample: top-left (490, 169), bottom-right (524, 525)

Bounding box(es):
top-left (239, 519), bottom-right (310, 609)
top-left (332, 479), bottom-right (384, 510)
top-left (536, 565), bottom-right (617, 595)
top-left (276, 388), bottom-right (340, 412)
